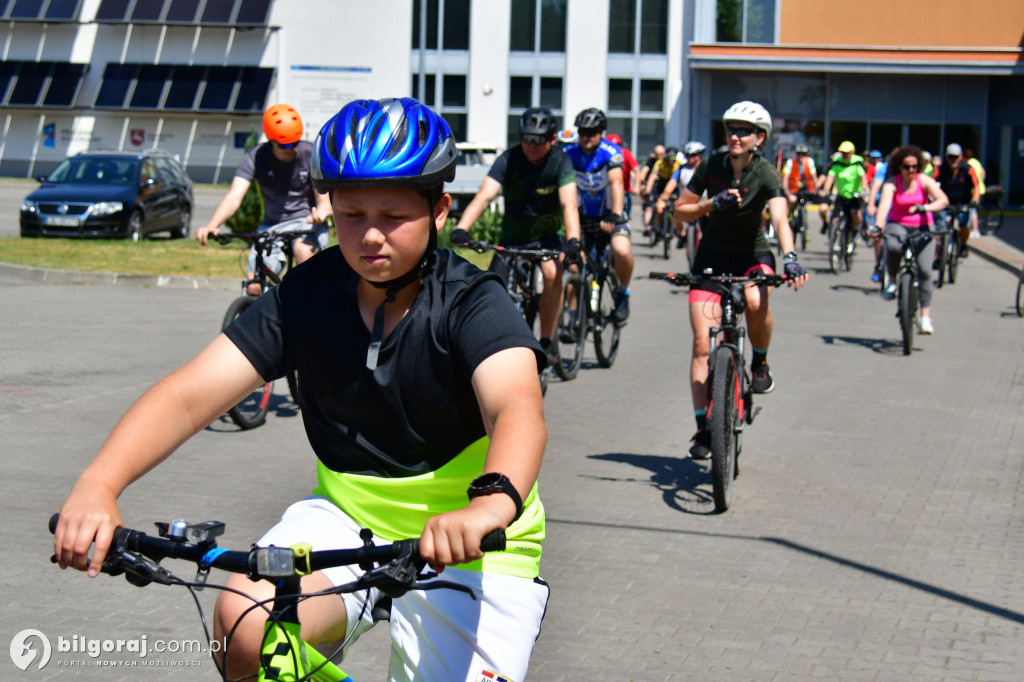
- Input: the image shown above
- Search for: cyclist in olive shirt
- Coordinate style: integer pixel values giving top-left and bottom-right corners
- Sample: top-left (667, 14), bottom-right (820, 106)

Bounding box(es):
top-left (452, 108), bottom-right (580, 365)
top-left (674, 101), bottom-right (808, 459)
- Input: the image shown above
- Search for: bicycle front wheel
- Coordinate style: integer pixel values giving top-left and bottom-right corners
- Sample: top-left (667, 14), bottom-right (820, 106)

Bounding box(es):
top-left (828, 217), bottom-right (843, 274)
top-left (661, 212), bottom-right (672, 260)
top-left (797, 205), bottom-right (808, 251)
top-left (222, 296), bottom-right (273, 429)
top-left (555, 270), bottom-right (587, 381)
top-left (685, 223), bottom-right (699, 270)
top-left (898, 272), bottom-right (915, 356)
top-left (1016, 268), bottom-right (1024, 317)
top-left (708, 347), bottom-right (739, 512)
top-left (936, 232), bottom-right (949, 288)
top-left (593, 272), bottom-right (621, 368)
top-left (946, 237), bottom-right (959, 284)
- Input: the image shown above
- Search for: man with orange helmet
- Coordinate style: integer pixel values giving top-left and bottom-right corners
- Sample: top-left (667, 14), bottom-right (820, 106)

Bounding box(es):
top-left (197, 104), bottom-right (331, 290)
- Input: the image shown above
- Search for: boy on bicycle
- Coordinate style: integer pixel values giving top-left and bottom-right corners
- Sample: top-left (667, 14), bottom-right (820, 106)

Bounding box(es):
top-left (196, 104), bottom-right (332, 293)
top-left (673, 101), bottom-right (808, 459)
top-left (53, 97), bottom-right (549, 682)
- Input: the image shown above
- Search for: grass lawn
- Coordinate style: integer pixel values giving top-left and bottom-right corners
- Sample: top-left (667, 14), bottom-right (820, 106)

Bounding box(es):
top-left (0, 233), bottom-right (491, 277)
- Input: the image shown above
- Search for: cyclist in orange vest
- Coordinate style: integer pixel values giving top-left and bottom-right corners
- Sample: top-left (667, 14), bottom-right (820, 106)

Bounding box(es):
top-left (782, 144), bottom-right (817, 214)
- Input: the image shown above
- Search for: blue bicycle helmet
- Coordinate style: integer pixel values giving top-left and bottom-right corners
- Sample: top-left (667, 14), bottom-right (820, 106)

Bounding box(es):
top-left (311, 97), bottom-right (457, 193)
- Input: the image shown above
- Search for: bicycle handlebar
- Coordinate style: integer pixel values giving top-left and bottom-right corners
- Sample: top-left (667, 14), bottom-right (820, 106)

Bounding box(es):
top-left (212, 219), bottom-right (321, 246)
top-left (462, 240), bottom-right (562, 261)
top-left (649, 271), bottom-right (790, 288)
top-left (49, 513), bottom-right (506, 593)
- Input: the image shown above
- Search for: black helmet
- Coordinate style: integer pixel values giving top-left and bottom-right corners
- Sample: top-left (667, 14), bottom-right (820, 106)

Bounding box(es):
top-left (519, 107), bottom-right (558, 136)
top-left (574, 108), bottom-right (607, 131)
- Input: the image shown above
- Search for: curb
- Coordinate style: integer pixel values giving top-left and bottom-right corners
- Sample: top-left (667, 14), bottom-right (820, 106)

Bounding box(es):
top-left (967, 237), bottom-right (1024, 278)
top-left (0, 260), bottom-right (238, 291)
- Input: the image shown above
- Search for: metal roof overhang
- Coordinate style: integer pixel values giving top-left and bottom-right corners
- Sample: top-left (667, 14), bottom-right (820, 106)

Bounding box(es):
top-left (687, 44), bottom-right (1024, 77)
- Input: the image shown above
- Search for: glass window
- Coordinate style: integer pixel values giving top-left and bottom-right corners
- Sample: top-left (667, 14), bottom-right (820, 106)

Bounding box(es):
top-left (199, 66), bottom-right (237, 110)
top-left (95, 0), bottom-right (129, 21)
top-left (539, 77), bottom-right (562, 109)
top-left (607, 116), bottom-right (633, 148)
top-left (636, 118), bottom-right (664, 155)
top-left (442, 74), bottom-right (466, 108)
top-left (608, 78), bottom-right (632, 112)
top-left (943, 124), bottom-right (982, 159)
top-left (907, 124), bottom-right (940, 156)
top-left (443, 0), bottom-right (470, 49)
top-left (507, 114), bottom-right (521, 150)
top-left (608, 0), bottom-right (636, 54)
top-left (129, 64), bottom-right (170, 108)
top-left (745, 0), bottom-right (774, 43)
top-left (9, 61), bottom-right (49, 105)
top-left (539, 0), bottom-right (566, 52)
top-left (94, 63), bottom-right (135, 107)
top-left (716, 0), bottom-right (742, 42)
top-left (774, 75), bottom-right (826, 120)
top-left (165, 0), bottom-right (199, 22)
top-left (509, 76), bottom-right (532, 108)
top-left (164, 65), bottom-right (203, 109)
top-left (10, 0), bottom-right (43, 18)
top-left (200, 0), bottom-right (233, 23)
top-left (829, 121), bottom-right (868, 153)
top-left (235, 0), bottom-right (270, 24)
top-left (0, 61), bottom-right (18, 104)
top-left (411, 0), bottom-right (439, 50)
top-left (44, 0), bottom-right (81, 20)
top-left (510, 0), bottom-right (536, 50)
top-left (411, 73), bottom-right (437, 105)
top-left (131, 0), bottom-right (164, 21)
top-left (0, 0), bottom-right (9, 17)
top-left (234, 66), bottom-right (272, 111)
top-left (639, 0), bottom-right (667, 54)
top-left (43, 62), bottom-right (85, 106)
top-left (870, 124), bottom-right (902, 159)
top-left (444, 112), bottom-right (467, 142)
top-left (639, 79), bottom-right (662, 112)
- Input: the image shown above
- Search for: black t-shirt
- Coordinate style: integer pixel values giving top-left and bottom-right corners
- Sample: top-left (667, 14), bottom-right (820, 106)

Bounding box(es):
top-left (686, 152), bottom-right (784, 254)
top-left (487, 146), bottom-right (576, 242)
top-left (224, 247), bottom-right (544, 477)
top-left (935, 163), bottom-right (977, 206)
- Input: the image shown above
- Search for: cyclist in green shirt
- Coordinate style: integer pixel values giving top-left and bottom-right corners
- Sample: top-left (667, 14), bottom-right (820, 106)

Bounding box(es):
top-left (820, 140), bottom-right (868, 234)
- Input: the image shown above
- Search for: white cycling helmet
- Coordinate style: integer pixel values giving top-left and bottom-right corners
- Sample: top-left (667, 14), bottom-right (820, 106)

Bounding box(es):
top-left (683, 141), bottom-right (706, 157)
top-left (722, 101), bottom-right (772, 136)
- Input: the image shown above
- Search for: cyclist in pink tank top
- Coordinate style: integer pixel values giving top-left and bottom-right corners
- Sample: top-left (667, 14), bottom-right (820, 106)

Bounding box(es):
top-left (875, 145), bottom-right (949, 334)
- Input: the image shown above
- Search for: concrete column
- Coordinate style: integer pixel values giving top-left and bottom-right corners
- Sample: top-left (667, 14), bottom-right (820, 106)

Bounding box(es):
top-left (564, 0), bottom-right (609, 122)
top-left (467, 0), bottom-right (511, 146)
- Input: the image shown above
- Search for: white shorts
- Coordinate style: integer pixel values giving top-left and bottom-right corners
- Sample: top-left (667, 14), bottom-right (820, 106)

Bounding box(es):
top-left (258, 497), bottom-right (550, 682)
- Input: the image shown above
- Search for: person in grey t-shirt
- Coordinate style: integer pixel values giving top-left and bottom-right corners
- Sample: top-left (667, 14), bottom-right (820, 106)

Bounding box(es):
top-left (197, 104), bottom-right (332, 293)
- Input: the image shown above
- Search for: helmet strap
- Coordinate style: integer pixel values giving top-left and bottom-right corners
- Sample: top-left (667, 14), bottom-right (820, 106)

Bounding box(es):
top-left (363, 227), bottom-right (437, 371)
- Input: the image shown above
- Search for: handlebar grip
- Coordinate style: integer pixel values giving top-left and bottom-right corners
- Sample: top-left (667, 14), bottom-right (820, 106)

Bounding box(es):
top-left (49, 512), bottom-right (60, 534)
top-left (480, 529), bottom-right (506, 553)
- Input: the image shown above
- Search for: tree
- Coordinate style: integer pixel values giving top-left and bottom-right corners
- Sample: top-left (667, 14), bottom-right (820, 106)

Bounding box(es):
top-left (225, 127), bottom-right (264, 233)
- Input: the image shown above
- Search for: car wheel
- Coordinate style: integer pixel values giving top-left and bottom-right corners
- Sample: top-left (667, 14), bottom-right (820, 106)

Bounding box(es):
top-left (127, 211), bottom-right (143, 242)
top-left (174, 204), bottom-right (191, 239)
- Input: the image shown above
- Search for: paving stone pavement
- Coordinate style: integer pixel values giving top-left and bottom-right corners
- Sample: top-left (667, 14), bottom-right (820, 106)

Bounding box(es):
top-left (1, 228), bottom-right (1022, 681)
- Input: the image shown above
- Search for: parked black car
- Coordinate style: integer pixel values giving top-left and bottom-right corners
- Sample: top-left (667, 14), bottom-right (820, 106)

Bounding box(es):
top-left (19, 149), bottom-right (194, 240)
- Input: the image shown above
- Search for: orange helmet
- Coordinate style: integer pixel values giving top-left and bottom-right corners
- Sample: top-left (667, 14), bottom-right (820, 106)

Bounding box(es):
top-left (263, 104), bottom-right (303, 145)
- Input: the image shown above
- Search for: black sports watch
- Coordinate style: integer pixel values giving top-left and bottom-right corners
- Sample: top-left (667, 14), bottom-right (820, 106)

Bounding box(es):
top-left (467, 472), bottom-right (523, 522)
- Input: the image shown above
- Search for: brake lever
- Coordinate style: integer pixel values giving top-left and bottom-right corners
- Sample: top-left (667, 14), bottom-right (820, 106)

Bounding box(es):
top-left (409, 578), bottom-right (478, 601)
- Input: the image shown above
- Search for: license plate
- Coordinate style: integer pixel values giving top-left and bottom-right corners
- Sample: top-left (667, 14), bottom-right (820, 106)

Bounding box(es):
top-left (45, 216), bottom-right (80, 227)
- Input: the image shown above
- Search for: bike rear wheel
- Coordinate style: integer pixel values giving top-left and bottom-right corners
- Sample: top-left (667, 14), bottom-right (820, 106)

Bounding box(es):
top-left (981, 204), bottom-right (1004, 233)
top-left (555, 271), bottom-right (587, 381)
top-left (685, 223), bottom-right (699, 270)
top-left (708, 347), bottom-right (739, 512)
top-left (593, 271), bottom-right (621, 368)
top-left (898, 272), bottom-right (915, 356)
top-left (222, 296), bottom-right (273, 429)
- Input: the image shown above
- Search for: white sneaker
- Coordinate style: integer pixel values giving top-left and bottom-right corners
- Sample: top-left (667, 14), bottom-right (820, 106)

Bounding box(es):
top-left (920, 317), bottom-right (934, 334)
top-left (882, 282), bottom-right (897, 300)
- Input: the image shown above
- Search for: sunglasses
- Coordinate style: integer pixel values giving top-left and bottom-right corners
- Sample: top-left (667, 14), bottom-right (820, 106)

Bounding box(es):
top-left (272, 140), bottom-right (298, 150)
top-left (902, 163), bottom-right (918, 170)
top-left (577, 128), bottom-right (602, 138)
top-left (726, 126), bottom-right (756, 138)
top-left (946, 154), bottom-right (959, 160)
top-left (521, 134), bottom-right (550, 146)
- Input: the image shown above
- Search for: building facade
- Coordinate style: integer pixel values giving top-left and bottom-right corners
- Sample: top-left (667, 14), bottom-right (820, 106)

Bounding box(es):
top-left (2, 0), bottom-right (1022, 201)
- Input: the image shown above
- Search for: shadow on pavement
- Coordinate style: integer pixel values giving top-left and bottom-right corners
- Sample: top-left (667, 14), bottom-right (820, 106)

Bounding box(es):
top-left (587, 452), bottom-right (719, 516)
top-left (820, 334), bottom-right (908, 355)
top-left (204, 394), bottom-right (300, 432)
top-left (546, 517), bottom-right (1024, 626)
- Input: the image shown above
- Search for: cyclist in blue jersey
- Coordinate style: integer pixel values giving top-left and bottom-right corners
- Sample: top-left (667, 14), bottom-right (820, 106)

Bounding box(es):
top-left (562, 107), bottom-right (635, 321)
